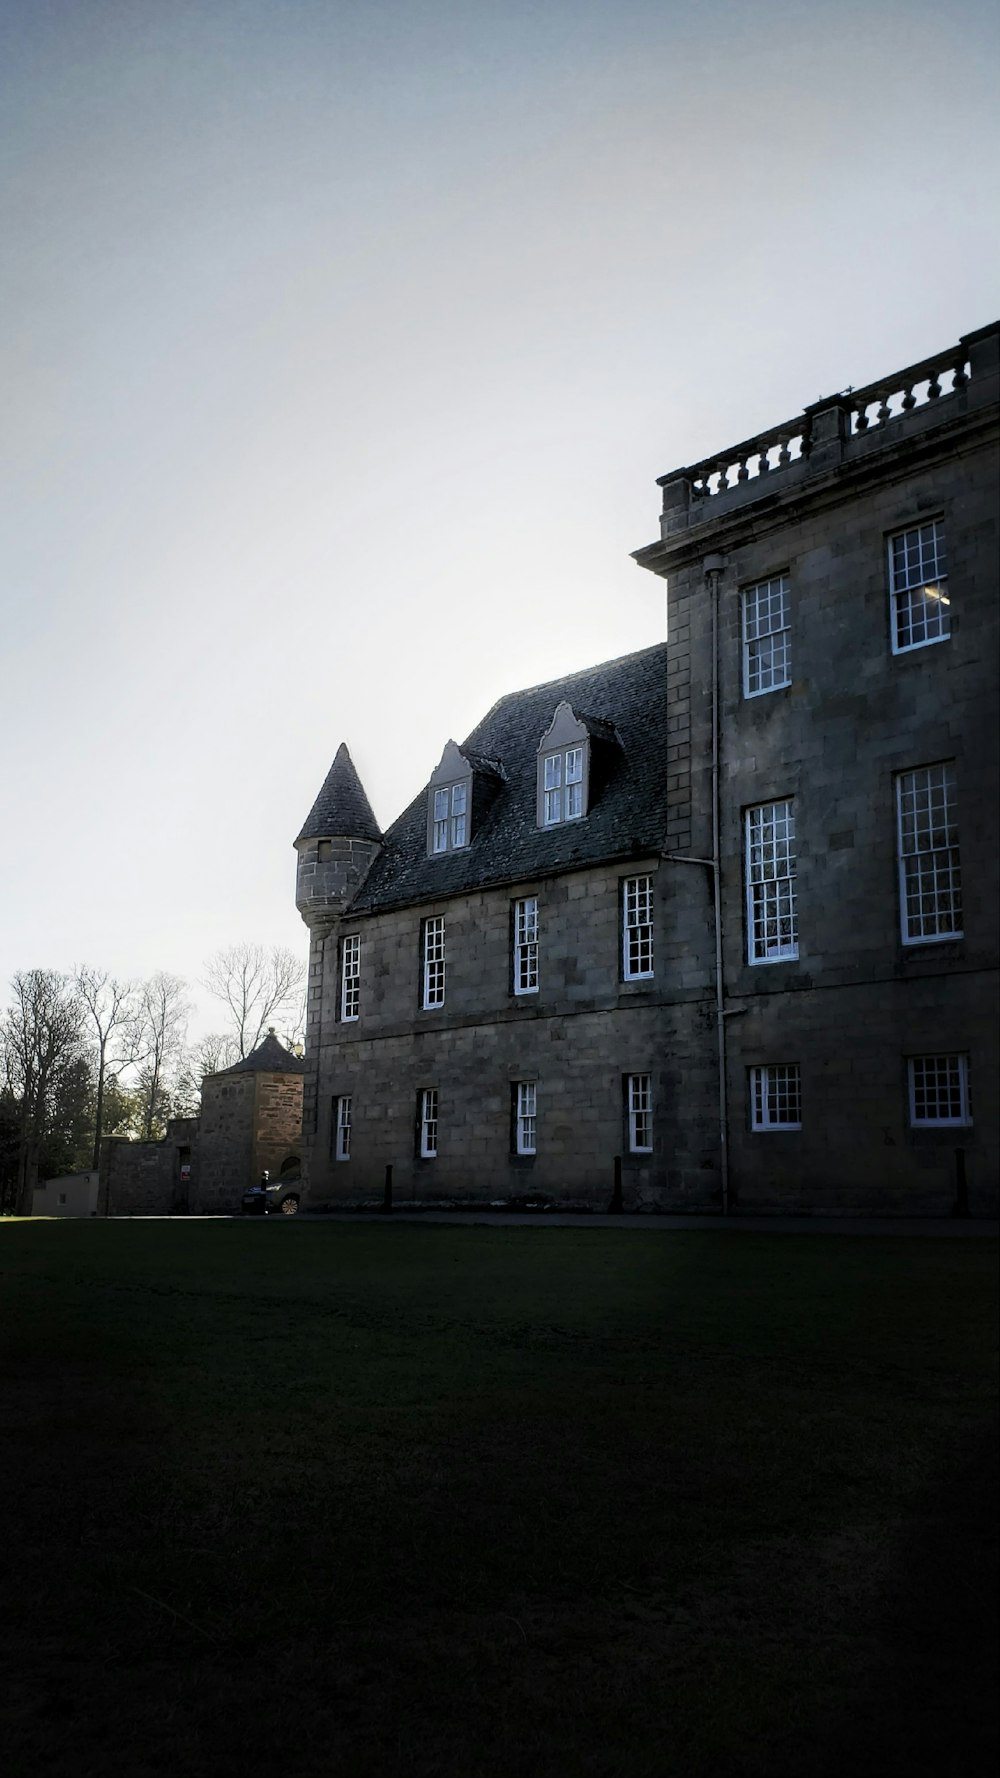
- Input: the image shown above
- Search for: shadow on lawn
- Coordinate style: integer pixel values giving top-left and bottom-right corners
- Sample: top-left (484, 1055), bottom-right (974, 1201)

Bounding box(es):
top-left (811, 1418), bottom-right (999, 1778)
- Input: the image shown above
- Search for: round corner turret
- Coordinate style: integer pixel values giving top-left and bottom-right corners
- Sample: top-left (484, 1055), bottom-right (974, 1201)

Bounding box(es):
top-left (294, 743), bottom-right (382, 932)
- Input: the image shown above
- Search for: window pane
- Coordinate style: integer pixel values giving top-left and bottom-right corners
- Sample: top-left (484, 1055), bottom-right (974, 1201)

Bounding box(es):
top-left (909, 1054), bottom-right (970, 1124)
top-left (433, 788), bottom-right (449, 820)
top-left (623, 876), bottom-right (654, 978)
top-left (896, 764), bottom-right (962, 942)
top-left (890, 521), bottom-right (949, 652)
top-left (742, 576), bottom-right (791, 697)
top-left (749, 1066), bottom-right (801, 1129)
top-left (423, 917), bottom-right (446, 1007)
top-left (543, 754), bottom-right (562, 790)
top-left (746, 801), bottom-right (798, 962)
top-left (628, 1074), bottom-right (652, 1151)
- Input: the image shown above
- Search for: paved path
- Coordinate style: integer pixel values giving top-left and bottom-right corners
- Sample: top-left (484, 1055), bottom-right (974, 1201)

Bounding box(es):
top-left (306, 1210), bottom-right (998, 1237)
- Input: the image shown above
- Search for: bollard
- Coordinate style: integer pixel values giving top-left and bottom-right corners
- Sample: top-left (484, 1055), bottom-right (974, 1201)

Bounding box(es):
top-left (952, 1148), bottom-right (969, 1219)
top-left (381, 1163), bottom-right (394, 1215)
top-left (608, 1155), bottom-right (623, 1215)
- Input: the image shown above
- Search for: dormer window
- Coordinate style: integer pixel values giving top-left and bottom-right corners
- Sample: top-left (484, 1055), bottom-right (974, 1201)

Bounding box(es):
top-left (536, 703), bottom-right (594, 829)
top-left (542, 746), bottom-right (584, 825)
top-left (427, 739), bottom-right (474, 857)
top-left (432, 781), bottom-right (467, 852)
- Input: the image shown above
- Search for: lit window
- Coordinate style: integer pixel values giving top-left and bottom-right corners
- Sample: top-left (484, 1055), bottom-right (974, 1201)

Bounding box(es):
top-left (623, 875), bottom-right (654, 979)
top-left (896, 764), bottom-right (962, 943)
top-left (513, 897), bottom-right (539, 995)
top-left (334, 1096), bottom-right (352, 1161)
top-left (742, 575), bottom-right (791, 697)
top-left (889, 521), bottom-right (949, 653)
top-left (746, 800), bottom-right (798, 963)
top-left (340, 934), bottom-right (360, 1021)
top-left (514, 1081), bottom-right (536, 1154)
top-left (542, 747), bottom-right (584, 825)
top-left (908, 1054), bottom-right (971, 1126)
top-left (422, 916), bottom-right (446, 1008)
top-left (627, 1075), bottom-right (652, 1152)
top-left (750, 1065), bottom-right (801, 1131)
top-left (419, 1088), bottom-right (438, 1157)
top-left (432, 781), bottom-right (469, 854)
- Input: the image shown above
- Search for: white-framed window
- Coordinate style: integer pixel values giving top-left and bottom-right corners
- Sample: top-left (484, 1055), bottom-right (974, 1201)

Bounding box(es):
top-left (889, 520), bottom-right (949, 654)
top-left (513, 897), bottom-right (539, 995)
top-left (742, 575), bottom-right (791, 697)
top-left (432, 781), bottom-right (469, 853)
top-left (746, 800), bottom-right (798, 963)
top-left (627, 1074), bottom-right (652, 1153)
top-left (623, 875), bottom-right (654, 979)
top-left (419, 1088), bottom-right (439, 1157)
top-left (334, 1095), bottom-right (352, 1161)
top-left (542, 747), bottom-right (584, 826)
top-left (908, 1054), bottom-right (971, 1127)
top-left (340, 934), bottom-right (360, 1022)
top-left (750, 1065), bottom-right (801, 1131)
top-left (514, 1081), bottom-right (536, 1154)
top-left (422, 915), bottom-right (446, 1008)
top-left (896, 763), bottom-right (962, 944)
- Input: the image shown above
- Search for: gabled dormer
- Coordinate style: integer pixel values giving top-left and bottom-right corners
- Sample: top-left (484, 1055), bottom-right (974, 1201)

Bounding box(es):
top-left (426, 740), bottom-right (505, 858)
top-left (536, 702), bottom-right (619, 829)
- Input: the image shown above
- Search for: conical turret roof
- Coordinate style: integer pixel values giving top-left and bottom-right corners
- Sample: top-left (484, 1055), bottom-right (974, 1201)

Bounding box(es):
top-left (296, 743), bottom-right (382, 845)
top-left (217, 1030), bottom-right (306, 1076)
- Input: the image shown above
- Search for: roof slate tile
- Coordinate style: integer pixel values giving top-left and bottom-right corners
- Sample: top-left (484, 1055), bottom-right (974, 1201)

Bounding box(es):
top-left (351, 643), bottom-right (671, 914)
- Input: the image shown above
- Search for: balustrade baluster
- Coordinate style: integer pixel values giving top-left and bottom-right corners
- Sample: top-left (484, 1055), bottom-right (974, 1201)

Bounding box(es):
top-left (876, 390), bottom-right (891, 426)
top-left (953, 359), bottom-right (968, 391)
top-left (777, 434), bottom-right (791, 467)
top-left (737, 456), bottom-right (750, 483)
top-left (855, 400), bottom-right (870, 433)
top-left (901, 384), bottom-right (916, 411)
top-left (927, 369), bottom-right (942, 400)
top-left (757, 445), bottom-right (770, 475)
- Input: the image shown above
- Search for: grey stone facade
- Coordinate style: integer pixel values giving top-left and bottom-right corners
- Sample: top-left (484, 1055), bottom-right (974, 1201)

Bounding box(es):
top-left (297, 322), bottom-right (998, 1215)
top-left (634, 321), bottom-right (999, 1214)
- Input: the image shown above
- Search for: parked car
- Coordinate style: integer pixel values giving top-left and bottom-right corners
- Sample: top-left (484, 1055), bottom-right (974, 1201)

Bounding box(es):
top-left (241, 1177), bottom-right (301, 1216)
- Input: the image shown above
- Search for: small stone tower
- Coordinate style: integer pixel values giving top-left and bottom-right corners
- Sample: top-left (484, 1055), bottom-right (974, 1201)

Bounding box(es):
top-left (294, 744), bottom-right (382, 1174)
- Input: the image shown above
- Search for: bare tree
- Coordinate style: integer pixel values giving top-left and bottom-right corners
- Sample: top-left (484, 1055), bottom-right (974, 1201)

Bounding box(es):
top-left (202, 944), bottom-right (307, 1059)
top-left (134, 973), bottom-right (191, 1140)
top-left (193, 1031), bottom-right (241, 1077)
top-left (75, 967), bottom-right (145, 1169)
top-left (1, 970), bottom-right (85, 1214)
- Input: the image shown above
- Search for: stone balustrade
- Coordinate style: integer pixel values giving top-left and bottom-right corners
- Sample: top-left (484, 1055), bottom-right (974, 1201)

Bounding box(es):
top-left (656, 324), bottom-right (996, 533)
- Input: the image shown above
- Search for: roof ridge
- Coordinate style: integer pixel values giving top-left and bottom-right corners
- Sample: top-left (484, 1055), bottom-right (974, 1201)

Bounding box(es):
top-left (473, 641), bottom-right (667, 729)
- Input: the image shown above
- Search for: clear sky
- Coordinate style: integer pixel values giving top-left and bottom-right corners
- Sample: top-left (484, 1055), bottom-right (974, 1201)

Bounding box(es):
top-left (2, 0), bottom-right (998, 1033)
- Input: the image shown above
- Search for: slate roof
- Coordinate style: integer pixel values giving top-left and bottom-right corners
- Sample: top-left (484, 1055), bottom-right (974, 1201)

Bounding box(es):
top-left (351, 643), bottom-right (672, 914)
top-left (218, 1031), bottom-right (306, 1076)
top-left (296, 743), bottom-right (382, 845)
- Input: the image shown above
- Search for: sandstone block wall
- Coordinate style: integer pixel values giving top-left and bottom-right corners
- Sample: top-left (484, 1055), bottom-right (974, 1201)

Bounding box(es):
top-left (197, 1073), bottom-right (257, 1212)
top-left (99, 1118), bottom-right (199, 1216)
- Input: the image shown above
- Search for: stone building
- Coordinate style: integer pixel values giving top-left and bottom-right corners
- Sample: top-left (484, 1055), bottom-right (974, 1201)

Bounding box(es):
top-left (98, 1031), bottom-right (305, 1215)
top-left (296, 321), bottom-right (998, 1215)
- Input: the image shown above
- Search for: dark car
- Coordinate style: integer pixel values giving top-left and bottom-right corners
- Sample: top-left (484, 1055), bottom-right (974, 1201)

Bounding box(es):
top-left (241, 1177), bottom-right (302, 1216)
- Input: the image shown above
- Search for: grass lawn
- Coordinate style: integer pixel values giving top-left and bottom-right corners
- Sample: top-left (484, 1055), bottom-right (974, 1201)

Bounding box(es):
top-left (1, 1221), bottom-right (996, 1778)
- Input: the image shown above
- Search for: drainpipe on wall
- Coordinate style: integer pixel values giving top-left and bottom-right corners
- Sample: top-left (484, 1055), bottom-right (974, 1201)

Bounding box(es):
top-left (703, 552), bottom-right (729, 1217)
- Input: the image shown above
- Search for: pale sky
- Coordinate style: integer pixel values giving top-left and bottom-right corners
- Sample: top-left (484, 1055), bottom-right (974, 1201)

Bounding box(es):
top-left (3, 0), bottom-right (998, 1037)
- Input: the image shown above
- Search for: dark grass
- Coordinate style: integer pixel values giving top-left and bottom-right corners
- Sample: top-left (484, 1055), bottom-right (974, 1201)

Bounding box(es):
top-left (1, 1221), bottom-right (996, 1778)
